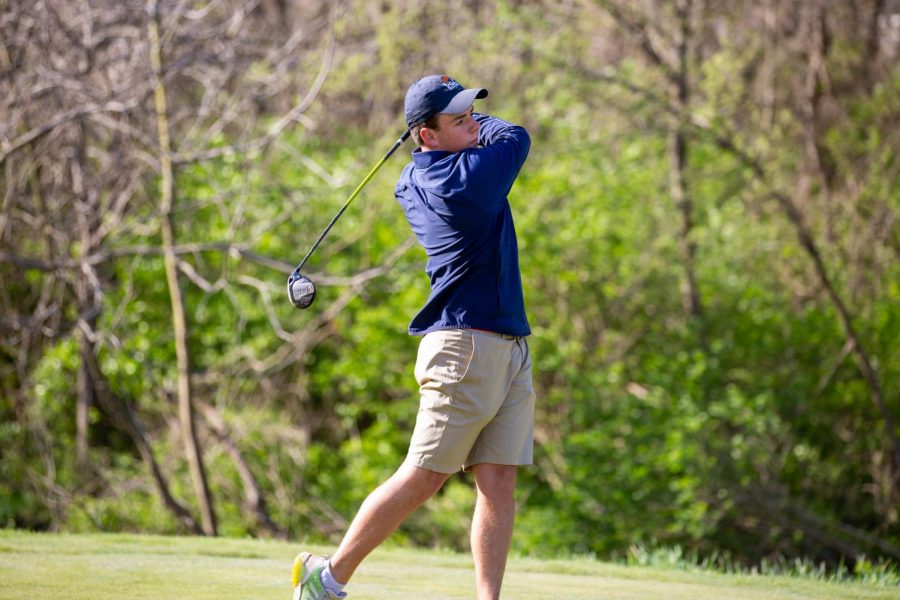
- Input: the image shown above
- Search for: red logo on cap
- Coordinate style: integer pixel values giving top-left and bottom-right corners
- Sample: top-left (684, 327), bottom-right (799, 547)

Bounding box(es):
top-left (439, 75), bottom-right (460, 90)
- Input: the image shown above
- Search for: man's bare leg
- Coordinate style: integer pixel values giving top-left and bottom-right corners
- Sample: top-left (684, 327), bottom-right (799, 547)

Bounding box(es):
top-left (471, 463), bottom-right (517, 600)
top-left (329, 464), bottom-right (449, 583)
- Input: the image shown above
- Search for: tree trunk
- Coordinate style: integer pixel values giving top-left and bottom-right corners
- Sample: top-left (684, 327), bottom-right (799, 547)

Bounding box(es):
top-left (148, 0), bottom-right (218, 537)
top-left (667, 124), bottom-right (702, 319)
top-left (668, 0), bottom-right (702, 320)
top-left (75, 331), bottom-right (93, 471)
top-left (862, 0), bottom-right (885, 93)
top-left (73, 119), bottom-right (96, 476)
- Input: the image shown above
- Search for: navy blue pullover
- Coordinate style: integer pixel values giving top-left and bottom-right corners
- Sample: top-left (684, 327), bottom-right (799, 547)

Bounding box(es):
top-left (395, 113), bottom-right (531, 336)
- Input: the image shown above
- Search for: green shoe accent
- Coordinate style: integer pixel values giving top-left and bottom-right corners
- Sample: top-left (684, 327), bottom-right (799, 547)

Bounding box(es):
top-left (300, 564), bottom-right (328, 600)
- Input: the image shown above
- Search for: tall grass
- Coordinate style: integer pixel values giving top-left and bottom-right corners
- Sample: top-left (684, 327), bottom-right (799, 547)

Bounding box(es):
top-left (622, 543), bottom-right (900, 587)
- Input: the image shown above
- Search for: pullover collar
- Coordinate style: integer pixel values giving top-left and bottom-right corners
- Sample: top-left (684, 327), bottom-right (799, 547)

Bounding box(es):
top-left (412, 147), bottom-right (453, 169)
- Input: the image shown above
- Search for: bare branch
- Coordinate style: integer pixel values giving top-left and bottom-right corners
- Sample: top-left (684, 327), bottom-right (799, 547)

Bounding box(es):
top-left (594, 0), bottom-right (680, 84)
top-left (0, 89), bottom-right (152, 167)
top-left (173, 27), bottom-right (335, 166)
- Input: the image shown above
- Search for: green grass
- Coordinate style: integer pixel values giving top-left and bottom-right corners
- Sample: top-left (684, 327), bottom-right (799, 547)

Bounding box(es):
top-left (0, 530), bottom-right (897, 599)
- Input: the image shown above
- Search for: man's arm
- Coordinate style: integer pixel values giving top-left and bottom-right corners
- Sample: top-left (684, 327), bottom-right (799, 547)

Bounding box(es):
top-left (460, 113), bottom-right (531, 213)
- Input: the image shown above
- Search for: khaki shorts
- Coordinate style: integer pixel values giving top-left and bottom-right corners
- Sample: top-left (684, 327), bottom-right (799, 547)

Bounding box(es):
top-left (406, 328), bottom-right (536, 474)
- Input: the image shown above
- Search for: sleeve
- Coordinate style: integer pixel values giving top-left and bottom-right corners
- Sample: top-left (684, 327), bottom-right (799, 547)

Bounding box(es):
top-left (460, 113), bottom-right (531, 214)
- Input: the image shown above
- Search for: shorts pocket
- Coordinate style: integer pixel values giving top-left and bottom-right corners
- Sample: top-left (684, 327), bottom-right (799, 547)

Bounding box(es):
top-left (415, 330), bottom-right (476, 385)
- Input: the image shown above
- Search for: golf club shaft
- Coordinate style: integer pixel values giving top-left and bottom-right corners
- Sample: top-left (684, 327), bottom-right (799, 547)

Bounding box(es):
top-left (293, 130), bottom-right (411, 273)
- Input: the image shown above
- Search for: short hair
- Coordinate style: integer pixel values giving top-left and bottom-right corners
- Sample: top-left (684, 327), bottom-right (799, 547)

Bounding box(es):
top-left (410, 113), bottom-right (441, 147)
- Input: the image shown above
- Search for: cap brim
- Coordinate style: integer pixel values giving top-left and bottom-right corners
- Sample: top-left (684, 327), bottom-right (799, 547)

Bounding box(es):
top-left (439, 87), bottom-right (488, 115)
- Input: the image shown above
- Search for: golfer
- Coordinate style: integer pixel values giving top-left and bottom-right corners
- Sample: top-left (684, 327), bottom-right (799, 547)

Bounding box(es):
top-left (293, 74), bottom-right (535, 600)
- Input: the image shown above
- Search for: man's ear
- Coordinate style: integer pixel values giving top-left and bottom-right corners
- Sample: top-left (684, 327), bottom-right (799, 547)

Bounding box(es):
top-left (420, 126), bottom-right (438, 148)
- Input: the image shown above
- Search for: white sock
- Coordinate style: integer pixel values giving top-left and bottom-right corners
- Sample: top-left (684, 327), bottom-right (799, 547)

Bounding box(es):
top-left (319, 561), bottom-right (347, 596)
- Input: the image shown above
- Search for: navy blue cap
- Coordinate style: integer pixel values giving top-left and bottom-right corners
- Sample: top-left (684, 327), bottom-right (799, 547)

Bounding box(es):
top-left (404, 75), bottom-right (488, 128)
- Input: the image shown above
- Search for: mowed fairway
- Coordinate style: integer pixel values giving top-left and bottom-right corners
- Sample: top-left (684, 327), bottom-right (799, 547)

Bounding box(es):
top-left (0, 530), bottom-right (897, 600)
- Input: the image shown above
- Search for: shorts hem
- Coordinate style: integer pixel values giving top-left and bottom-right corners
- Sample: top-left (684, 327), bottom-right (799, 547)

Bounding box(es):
top-left (405, 454), bottom-right (462, 475)
top-left (463, 456), bottom-right (533, 470)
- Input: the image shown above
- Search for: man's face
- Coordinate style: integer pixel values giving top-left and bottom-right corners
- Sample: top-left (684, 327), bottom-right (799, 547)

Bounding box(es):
top-left (422, 106), bottom-right (480, 152)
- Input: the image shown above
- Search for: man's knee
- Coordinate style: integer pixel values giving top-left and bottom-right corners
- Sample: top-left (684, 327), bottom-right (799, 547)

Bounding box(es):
top-left (396, 464), bottom-right (450, 502)
top-left (473, 464), bottom-right (517, 498)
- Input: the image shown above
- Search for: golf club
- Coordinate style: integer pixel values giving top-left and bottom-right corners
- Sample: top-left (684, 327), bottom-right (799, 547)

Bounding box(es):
top-left (287, 129), bottom-right (411, 309)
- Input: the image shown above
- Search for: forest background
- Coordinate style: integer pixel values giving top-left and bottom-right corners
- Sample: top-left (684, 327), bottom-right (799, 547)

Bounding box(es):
top-left (2, 0), bottom-right (899, 575)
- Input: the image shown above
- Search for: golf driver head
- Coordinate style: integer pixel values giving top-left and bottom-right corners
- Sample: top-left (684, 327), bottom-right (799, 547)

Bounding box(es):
top-left (287, 269), bottom-right (316, 309)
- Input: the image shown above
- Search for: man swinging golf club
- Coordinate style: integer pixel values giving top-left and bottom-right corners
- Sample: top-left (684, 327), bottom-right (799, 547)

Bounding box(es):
top-left (292, 74), bottom-right (535, 600)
